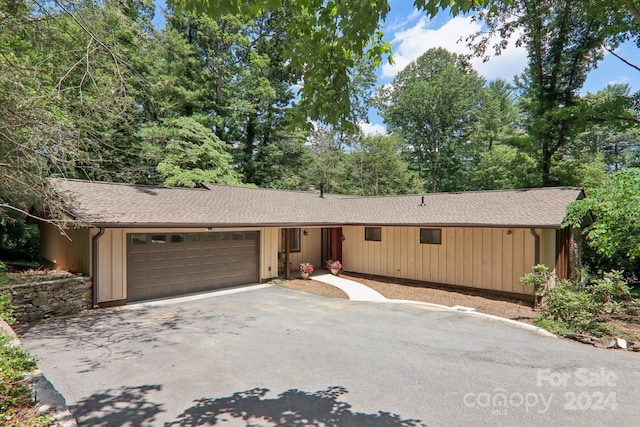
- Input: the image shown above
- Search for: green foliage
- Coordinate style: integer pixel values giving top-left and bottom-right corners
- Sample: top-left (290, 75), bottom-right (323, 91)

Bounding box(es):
top-left (141, 117), bottom-right (240, 187)
top-left (522, 266), bottom-right (630, 336)
top-left (478, 1), bottom-right (636, 186)
top-left (376, 48), bottom-right (485, 192)
top-left (172, 0), bottom-right (392, 129)
top-left (470, 145), bottom-right (538, 190)
top-left (346, 135), bottom-right (423, 196)
top-left (564, 168), bottom-right (640, 277)
top-left (0, 333), bottom-right (37, 417)
top-left (0, 292), bottom-right (13, 322)
top-left (520, 264), bottom-right (554, 297)
top-left (588, 271), bottom-right (631, 310)
top-left (0, 217), bottom-right (39, 262)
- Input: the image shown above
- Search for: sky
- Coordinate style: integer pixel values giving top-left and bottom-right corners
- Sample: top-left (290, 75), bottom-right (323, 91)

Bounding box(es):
top-left (152, 0), bottom-right (640, 135)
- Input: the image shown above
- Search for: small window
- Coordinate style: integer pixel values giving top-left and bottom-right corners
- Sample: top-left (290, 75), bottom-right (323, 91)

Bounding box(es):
top-left (171, 234), bottom-right (184, 243)
top-left (280, 228), bottom-right (301, 253)
top-left (217, 232), bottom-right (230, 241)
top-left (131, 234), bottom-right (147, 244)
top-left (420, 228), bottom-right (441, 244)
top-left (202, 233), bottom-right (215, 241)
top-left (232, 232), bottom-right (244, 240)
top-left (151, 234), bottom-right (166, 244)
top-left (365, 227), bottom-right (381, 241)
top-left (245, 232), bottom-right (257, 240)
top-left (186, 233), bottom-right (200, 242)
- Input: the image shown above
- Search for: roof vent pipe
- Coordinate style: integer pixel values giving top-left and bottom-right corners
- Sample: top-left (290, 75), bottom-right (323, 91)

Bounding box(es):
top-left (320, 184), bottom-right (325, 199)
top-left (419, 195), bottom-right (425, 207)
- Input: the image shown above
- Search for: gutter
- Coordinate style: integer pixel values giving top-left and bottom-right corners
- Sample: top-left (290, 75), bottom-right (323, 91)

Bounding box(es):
top-left (91, 227), bottom-right (105, 308)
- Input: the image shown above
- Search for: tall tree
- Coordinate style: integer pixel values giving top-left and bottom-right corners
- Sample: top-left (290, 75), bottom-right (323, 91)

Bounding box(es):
top-left (468, 0), bottom-right (637, 186)
top-left (375, 48), bottom-right (485, 192)
top-left (346, 135), bottom-right (422, 196)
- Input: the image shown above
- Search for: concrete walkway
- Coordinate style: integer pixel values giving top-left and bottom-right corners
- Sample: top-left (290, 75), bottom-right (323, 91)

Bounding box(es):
top-left (311, 274), bottom-right (387, 302)
top-left (311, 273), bottom-right (553, 336)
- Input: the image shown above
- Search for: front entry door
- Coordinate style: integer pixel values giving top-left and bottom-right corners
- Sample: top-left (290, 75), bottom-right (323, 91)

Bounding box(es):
top-left (322, 228), bottom-right (343, 268)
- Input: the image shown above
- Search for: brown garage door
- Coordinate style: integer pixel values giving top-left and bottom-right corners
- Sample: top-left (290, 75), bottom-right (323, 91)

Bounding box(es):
top-left (127, 231), bottom-right (260, 302)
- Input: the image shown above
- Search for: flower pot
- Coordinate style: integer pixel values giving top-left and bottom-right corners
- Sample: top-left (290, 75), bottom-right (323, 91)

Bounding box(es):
top-left (331, 269), bottom-right (339, 275)
top-left (301, 272), bottom-right (310, 280)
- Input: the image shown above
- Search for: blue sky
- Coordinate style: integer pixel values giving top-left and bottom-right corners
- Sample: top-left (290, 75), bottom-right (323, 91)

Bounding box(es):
top-left (152, 1), bottom-right (640, 134)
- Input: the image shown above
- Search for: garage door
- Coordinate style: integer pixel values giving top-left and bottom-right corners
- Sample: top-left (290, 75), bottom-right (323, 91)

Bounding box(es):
top-left (127, 231), bottom-right (260, 302)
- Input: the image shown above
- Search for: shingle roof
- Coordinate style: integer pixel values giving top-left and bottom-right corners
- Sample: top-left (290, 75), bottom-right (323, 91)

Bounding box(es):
top-left (50, 178), bottom-right (583, 229)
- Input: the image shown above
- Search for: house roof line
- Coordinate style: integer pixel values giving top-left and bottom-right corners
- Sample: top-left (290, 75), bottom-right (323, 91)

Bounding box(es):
top-left (49, 179), bottom-right (584, 229)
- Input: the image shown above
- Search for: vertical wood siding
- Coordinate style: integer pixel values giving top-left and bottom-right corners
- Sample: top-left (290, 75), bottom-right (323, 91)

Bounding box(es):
top-left (342, 226), bottom-right (550, 295)
top-left (282, 228), bottom-right (322, 273)
top-left (39, 223), bottom-right (91, 274)
top-left (261, 227), bottom-right (279, 280)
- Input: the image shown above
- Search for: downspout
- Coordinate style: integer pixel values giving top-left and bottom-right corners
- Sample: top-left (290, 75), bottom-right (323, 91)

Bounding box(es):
top-left (529, 228), bottom-right (541, 309)
top-left (529, 228), bottom-right (540, 265)
top-left (91, 227), bottom-right (105, 308)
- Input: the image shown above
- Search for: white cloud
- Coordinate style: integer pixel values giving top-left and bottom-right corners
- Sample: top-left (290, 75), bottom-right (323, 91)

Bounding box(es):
top-left (381, 16), bottom-right (528, 83)
top-left (359, 122), bottom-right (387, 136)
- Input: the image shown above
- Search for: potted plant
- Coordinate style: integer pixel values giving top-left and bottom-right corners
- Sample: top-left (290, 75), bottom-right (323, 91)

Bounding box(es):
top-left (298, 262), bottom-right (314, 279)
top-left (326, 259), bottom-right (342, 275)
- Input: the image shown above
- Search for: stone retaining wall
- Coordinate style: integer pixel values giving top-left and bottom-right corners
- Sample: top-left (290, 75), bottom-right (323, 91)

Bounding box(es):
top-left (5, 277), bottom-right (92, 323)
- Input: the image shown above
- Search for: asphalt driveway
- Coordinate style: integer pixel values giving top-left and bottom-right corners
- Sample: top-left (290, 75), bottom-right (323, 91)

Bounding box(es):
top-left (18, 285), bottom-right (640, 426)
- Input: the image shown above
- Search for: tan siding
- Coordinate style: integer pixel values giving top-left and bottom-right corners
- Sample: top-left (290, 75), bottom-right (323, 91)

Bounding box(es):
top-left (521, 229), bottom-right (537, 295)
top-left (341, 225), bottom-right (549, 296)
top-left (540, 228), bottom-right (556, 273)
top-left (39, 223), bottom-right (91, 274)
top-left (501, 231), bottom-right (513, 292)
top-left (481, 229), bottom-right (491, 288)
top-left (260, 227), bottom-right (279, 280)
top-left (472, 229), bottom-right (482, 288)
top-left (491, 229), bottom-right (503, 290)
top-left (454, 228), bottom-right (464, 285)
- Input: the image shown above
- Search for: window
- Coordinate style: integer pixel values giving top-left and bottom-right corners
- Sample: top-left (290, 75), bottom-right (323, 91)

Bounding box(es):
top-left (171, 234), bottom-right (184, 243)
top-left (232, 232), bottom-right (244, 240)
top-left (202, 233), bottom-right (215, 241)
top-left (151, 234), bottom-right (166, 244)
top-left (131, 234), bottom-right (147, 244)
top-left (420, 228), bottom-right (441, 244)
top-left (186, 233), bottom-right (200, 242)
top-left (217, 232), bottom-right (230, 241)
top-left (365, 227), bottom-right (381, 241)
top-left (281, 228), bottom-right (301, 253)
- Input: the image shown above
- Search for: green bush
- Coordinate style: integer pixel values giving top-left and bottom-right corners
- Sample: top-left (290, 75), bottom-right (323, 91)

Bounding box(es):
top-left (0, 334), bottom-right (37, 416)
top-left (522, 265), bottom-right (629, 336)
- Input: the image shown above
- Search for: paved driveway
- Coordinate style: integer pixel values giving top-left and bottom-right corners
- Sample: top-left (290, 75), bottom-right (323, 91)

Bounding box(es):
top-left (18, 285), bottom-right (640, 426)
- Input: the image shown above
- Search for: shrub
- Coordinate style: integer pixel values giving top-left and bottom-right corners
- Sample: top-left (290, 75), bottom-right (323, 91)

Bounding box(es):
top-left (521, 266), bottom-right (629, 336)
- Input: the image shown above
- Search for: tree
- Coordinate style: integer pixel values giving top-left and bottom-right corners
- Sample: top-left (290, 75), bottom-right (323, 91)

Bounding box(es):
top-left (472, 79), bottom-right (520, 151)
top-left (139, 117), bottom-right (240, 187)
top-left (564, 168), bottom-right (640, 278)
top-left (173, 0), bottom-right (640, 128)
top-left (1, 0), bottom-right (154, 228)
top-left (303, 126), bottom-right (353, 194)
top-left (470, 145), bottom-right (538, 190)
top-left (347, 135), bottom-right (422, 196)
top-left (172, 0), bottom-right (392, 128)
top-left (375, 48), bottom-right (485, 192)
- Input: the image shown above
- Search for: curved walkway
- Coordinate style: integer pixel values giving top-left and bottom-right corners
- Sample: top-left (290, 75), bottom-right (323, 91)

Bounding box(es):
top-left (311, 273), bottom-right (553, 336)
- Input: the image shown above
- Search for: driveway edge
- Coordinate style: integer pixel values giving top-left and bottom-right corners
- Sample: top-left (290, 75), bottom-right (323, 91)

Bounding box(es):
top-left (1, 318), bottom-right (78, 427)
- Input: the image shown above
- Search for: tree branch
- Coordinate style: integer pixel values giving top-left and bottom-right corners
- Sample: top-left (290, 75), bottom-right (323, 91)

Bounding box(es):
top-left (623, 0), bottom-right (640, 26)
top-left (605, 45), bottom-right (640, 72)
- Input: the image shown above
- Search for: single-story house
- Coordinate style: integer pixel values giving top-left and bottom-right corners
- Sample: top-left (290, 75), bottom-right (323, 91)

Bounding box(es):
top-left (40, 179), bottom-right (584, 306)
